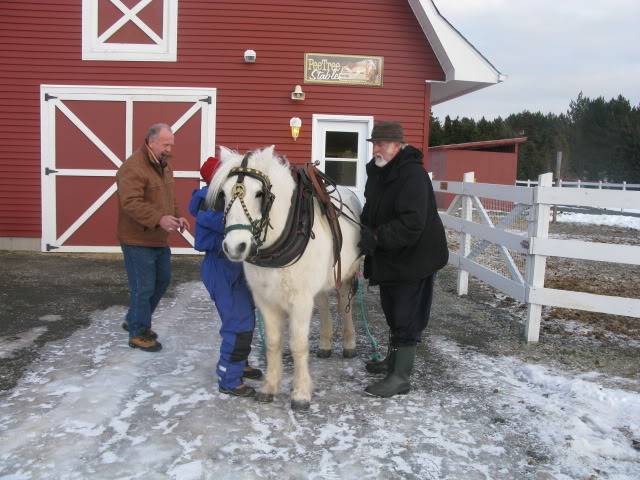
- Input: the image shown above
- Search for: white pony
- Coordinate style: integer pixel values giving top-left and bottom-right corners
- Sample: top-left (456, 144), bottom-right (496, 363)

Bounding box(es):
top-left (208, 145), bottom-right (362, 410)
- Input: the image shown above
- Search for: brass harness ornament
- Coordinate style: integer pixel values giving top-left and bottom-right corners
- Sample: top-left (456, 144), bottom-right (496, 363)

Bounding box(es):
top-left (223, 153), bottom-right (275, 249)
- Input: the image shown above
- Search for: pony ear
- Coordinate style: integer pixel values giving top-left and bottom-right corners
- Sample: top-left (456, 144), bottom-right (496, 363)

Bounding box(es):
top-left (218, 146), bottom-right (234, 163)
top-left (262, 145), bottom-right (275, 158)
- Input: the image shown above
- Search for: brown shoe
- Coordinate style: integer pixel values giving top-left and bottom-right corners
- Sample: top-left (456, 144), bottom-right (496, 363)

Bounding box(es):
top-left (122, 321), bottom-right (158, 340)
top-left (242, 365), bottom-right (263, 380)
top-left (219, 384), bottom-right (256, 397)
top-left (128, 336), bottom-right (162, 352)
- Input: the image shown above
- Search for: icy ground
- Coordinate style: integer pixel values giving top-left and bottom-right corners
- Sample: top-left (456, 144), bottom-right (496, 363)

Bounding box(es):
top-left (1, 282), bottom-right (639, 479)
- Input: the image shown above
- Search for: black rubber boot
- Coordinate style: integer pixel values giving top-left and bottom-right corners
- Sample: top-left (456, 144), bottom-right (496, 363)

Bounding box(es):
top-left (364, 345), bottom-right (416, 398)
top-left (365, 335), bottom-right (393, 374)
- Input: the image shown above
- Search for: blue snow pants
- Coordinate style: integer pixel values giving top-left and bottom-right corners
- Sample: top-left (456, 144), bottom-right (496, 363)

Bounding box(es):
top-left (189, 187), bottom-right (257, 389)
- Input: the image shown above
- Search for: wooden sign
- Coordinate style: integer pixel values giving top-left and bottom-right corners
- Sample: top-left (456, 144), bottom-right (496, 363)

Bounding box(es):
top-left (304, 53), bottom-right (383, 86)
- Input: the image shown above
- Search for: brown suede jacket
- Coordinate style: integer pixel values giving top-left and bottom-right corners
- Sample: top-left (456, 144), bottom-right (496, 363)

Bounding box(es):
top-left (116, 145), bottom-right (180, 247)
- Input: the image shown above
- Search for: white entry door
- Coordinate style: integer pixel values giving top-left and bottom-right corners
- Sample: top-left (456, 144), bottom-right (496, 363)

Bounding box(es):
top-left (312, 115), bottom-right (373, 204)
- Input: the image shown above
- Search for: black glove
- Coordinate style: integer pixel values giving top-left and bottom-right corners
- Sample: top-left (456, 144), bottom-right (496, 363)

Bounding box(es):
top-left (358, 226), bottom-right (378, 256)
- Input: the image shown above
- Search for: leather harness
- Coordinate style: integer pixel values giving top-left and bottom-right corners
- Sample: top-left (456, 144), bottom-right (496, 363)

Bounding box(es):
top-left (223, 152), bottom-right (345, 289)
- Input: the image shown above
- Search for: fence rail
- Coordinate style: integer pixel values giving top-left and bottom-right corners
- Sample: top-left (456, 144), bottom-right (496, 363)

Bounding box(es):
top-left (517, 179), bottom-right (640, 190)
top-left (435, 172), bottom-right (640, 342)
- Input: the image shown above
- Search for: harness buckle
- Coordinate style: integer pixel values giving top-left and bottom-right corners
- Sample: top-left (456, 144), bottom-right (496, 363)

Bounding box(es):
top-left (231, 183), bottom-right (246, 198)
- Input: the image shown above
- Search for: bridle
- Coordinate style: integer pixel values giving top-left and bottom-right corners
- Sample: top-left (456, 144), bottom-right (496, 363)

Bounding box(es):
top-left (223, 151), bottom-right (276, 248)
top-left (221, 153), bottom-right (358, 291)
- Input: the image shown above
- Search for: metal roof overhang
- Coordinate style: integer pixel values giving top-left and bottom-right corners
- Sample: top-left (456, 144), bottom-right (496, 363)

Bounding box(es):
top-left (407, 0), bottom-right (506, 105)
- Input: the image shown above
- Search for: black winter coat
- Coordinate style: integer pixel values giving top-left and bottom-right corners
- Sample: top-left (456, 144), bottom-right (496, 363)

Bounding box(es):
top-left (361, 145), bottom-right (448, 284)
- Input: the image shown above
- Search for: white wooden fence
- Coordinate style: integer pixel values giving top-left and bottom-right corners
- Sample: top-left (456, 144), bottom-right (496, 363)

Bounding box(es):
top-left (517, 179), bottom-right (640, 190)
top-left (435, 172), bottom-right (640, 342)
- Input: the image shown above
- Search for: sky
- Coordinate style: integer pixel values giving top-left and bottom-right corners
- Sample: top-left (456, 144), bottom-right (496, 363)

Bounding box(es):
top-left (431, 0), bottom-right (640, 121)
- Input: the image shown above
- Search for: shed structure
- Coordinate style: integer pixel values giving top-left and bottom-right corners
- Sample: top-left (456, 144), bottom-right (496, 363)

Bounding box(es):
top-left (0, 0), bottom-right (502, 252)
top-left (428, 137), bottom-right (527, 209)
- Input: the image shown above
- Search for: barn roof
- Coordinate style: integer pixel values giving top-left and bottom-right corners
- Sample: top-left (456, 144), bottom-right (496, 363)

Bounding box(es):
top-left (430, 137), bottom-right (527, 152)
top-left (408, 0), bottom-right (505, 105)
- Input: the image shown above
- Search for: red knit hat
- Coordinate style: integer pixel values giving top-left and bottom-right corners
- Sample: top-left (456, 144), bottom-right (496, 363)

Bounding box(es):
top-left (199, 156), bottom-right (220, 185)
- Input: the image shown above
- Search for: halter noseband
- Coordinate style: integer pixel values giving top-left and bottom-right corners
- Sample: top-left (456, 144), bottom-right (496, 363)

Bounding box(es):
top-left (223, 151), bottom-right (275, 248)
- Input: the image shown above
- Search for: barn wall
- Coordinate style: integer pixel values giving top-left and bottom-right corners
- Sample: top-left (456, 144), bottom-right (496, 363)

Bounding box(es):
top-left (0, 0), bottom-right (444, 238)
top-left (428, 150), bottom-right (519, 208)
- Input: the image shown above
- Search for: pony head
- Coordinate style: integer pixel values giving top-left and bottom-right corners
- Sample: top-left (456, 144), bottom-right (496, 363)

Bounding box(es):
top-left (208, 145), bottom-right (289, 262)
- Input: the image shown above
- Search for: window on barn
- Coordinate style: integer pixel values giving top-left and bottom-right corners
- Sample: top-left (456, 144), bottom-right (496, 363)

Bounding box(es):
top-left (324, 131), bottom-right (358, 187)
top-left (82, 0), bottom-right (178, 62)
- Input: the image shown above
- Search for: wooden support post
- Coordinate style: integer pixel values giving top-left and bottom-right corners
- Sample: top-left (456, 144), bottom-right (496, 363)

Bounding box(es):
top-left (552, 151), bottom-right (562, 223)
top-left (457, 171), bottom-right (474, 296)
top-left (524, 172), bottom-right (553, 342)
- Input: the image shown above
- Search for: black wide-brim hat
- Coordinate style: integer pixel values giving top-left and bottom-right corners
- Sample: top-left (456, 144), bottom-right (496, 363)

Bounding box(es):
top-left (367, 121), bottom-right (405, 142)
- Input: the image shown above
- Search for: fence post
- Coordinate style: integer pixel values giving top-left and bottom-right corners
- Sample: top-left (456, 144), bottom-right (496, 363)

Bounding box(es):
top-left (457, 171), bottom-right (474, 296)
top-left (552, 178), bottom-right (562, 224)
top-left (523, 172), bottom-right (552, 343)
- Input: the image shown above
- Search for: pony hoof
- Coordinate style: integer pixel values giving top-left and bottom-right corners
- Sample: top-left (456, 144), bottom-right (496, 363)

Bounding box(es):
top-left (255, 392), bottom-right (274, 403)
top-left (317, 349), bottom-right (332, 358)
top-left (291, 399), bottom-right (310, 411)
top-left (342, 348), bottom-right (357, 359)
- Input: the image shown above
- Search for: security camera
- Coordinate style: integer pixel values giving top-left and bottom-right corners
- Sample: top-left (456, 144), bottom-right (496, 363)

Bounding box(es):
top-left (244, 49), bottom-right (256, 63)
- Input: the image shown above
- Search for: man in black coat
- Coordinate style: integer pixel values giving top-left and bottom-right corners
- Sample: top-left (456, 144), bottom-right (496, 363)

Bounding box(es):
top-left (359, 121), bottom-right (448, 397)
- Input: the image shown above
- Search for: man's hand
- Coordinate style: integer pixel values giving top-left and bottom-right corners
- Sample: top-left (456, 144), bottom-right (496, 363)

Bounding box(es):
top-left (159, 215), bottom-right (181, 232)
top-left (177, 217), bottom-right (191, 233)
top-left (358, 226), bottom-right (378, 256)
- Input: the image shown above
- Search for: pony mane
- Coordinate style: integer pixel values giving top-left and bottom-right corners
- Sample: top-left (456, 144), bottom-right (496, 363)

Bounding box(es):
top-left (206, 145), bottom-right (290, 207)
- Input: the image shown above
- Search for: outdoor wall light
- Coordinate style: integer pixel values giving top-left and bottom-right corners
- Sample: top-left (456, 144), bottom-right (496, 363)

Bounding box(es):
top-left (244, 49), bottom-right (256, 63)
top-left (291, 85), bottom-right (305, 101)
top-left (290, 117), bottom-right (302, 141)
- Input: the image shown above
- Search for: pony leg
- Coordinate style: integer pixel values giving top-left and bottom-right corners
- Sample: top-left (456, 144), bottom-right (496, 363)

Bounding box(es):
top-left (256, 304), bottom-right (284, 403)
top-left (338, 279), bottom-right (357, 358)
top-left (316, 291), bottom-right (332, 358)
top-left (289, 301), bottom-right (314, 410)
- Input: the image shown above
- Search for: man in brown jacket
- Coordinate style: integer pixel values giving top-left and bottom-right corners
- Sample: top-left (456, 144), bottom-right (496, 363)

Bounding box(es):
top-left (116, 123), bottom-right (190, 352)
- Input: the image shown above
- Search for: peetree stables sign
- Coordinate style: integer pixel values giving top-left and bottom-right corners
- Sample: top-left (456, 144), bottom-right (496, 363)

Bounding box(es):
top-left (304, 53), bottom-right (383, 86)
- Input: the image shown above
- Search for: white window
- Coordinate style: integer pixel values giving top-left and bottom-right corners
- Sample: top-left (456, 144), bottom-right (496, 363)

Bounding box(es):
top-left (82, 0), bottom-right (178, 62)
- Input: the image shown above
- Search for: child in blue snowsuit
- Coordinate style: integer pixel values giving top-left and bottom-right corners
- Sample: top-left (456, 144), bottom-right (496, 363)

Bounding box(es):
top-left (189, 156), bottom-right (262, 397)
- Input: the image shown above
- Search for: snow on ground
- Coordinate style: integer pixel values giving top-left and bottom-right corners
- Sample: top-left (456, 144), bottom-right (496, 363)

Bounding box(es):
top-left (0, 328), bottom-right (47, 360)
top-left (1, 282), bottom-right (639, 479)
top-left (556, 211), bottom-right (640, 230)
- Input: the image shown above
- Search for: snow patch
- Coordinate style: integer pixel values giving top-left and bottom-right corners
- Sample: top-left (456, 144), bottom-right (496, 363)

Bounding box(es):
top-left (0, 327), bottom-right (47, 359)
top-left (557, 211), bottom-right (640, 230)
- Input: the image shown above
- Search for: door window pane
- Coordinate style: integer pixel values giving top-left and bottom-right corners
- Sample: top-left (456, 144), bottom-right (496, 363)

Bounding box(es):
top-left (325, 160), bottom-right (357, 186)
top-left (325, 131), bottom-right (358, 159)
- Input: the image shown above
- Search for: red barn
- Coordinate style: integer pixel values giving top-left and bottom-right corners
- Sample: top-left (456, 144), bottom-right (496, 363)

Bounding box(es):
top-left (429, 137), bottom-right (526, 208)
top-left (0, 0), bottom-right (502, 253)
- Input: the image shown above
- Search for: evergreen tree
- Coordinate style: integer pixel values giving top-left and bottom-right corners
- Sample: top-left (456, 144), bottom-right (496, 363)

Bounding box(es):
top-left (430, 93), bottom-right (639, 182)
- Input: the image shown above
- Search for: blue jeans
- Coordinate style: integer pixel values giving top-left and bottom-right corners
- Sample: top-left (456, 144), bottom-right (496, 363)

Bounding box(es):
top-left (121, 244), bottom-right (171, 338)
